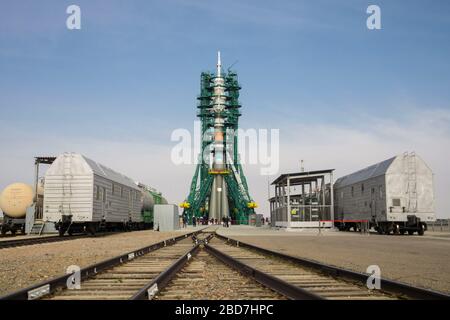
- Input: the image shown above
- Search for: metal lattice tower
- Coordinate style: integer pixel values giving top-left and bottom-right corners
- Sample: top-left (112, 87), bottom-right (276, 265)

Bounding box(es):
top-left (180, 52), bottom-right (257, 224)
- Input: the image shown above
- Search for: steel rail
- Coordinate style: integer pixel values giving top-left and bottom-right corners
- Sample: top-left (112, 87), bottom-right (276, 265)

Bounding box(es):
top-left (215, 233), bottom-right (450, 300)
top-left (0, 229), bottom-right (205, 300)
top-left (131, 244), bottom-right (201, 300)
top-left (132, 232), bottom-right (225, 300)
top-left (204, 241), bottom-right (323, 300)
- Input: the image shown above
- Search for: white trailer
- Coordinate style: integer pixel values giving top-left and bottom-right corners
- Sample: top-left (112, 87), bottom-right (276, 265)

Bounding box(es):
top-left (43, 152), bottom-right (143, 235)
top-left (334, 152), bottom-right (435, 235)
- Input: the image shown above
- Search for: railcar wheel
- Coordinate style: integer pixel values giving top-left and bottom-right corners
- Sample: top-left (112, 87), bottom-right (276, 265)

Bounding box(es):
top-left (418, 225), bottom-right (425, 236)
top-left (393, 225), bottom-right (400, 235)
top-left (408, 230), bottom-right (414, 235)
top-left (87, 224), bottom-right (96, 235)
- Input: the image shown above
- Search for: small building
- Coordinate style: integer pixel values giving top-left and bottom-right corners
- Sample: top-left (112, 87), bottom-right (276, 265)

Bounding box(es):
top-left (153, 204), bottom-right (180, 232)
top-left (269, 169), bottom-right (335, 229)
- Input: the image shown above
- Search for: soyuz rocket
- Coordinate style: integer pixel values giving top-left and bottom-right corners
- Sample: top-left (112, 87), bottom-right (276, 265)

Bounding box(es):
top-left (208, 52), bottom-right (230, 221)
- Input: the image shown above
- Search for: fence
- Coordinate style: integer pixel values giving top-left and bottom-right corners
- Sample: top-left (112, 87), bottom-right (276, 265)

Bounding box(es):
top-left (428, 219), bottom-right (450, 232)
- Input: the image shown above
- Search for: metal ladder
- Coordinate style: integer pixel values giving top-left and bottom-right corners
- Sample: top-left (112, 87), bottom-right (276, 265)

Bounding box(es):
top-left (404, 152), bottom-right (418, 213)
top-left (62, 153), bottom-right (73, 217)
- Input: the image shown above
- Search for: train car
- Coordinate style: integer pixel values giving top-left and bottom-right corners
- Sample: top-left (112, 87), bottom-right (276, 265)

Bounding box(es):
top-left (0, 183), bottom-right (34, 235)
top-left (137, 182), bottom-right (168, 228)
top-left (43, 153), bottom-right (144, 236)
top-left (334, 152), bottom-right (435, 235)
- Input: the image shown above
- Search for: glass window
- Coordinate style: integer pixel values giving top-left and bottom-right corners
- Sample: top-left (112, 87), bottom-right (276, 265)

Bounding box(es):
top-left (351, 186), bottom-right (354, 197)
top-left (95, 186), bottom-right (99, 200)
top-left (103, 187), bottom-right (107, 202)
top-left (361, 184), bottom-right (365, 194)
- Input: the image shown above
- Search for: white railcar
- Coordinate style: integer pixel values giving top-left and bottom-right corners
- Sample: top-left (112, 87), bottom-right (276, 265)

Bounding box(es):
top-left (334, 152), bottom-right (435, 235)
top-left (43, 152), bottom-right (143, 235)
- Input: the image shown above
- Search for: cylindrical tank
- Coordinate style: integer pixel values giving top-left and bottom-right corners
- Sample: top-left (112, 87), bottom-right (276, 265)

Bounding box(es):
top-left (141, 191), bottom-right (155, 212)
top-left (0, 183), bottom-right (34, 218)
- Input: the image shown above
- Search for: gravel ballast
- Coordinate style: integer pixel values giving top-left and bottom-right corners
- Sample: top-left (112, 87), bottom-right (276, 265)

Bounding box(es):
top-left (0, 229), bottom-right (193, 296)
top-left (218, 226), bottom-right (450, 294)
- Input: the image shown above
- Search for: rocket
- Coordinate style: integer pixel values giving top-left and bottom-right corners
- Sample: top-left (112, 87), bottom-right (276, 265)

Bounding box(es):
top-left (208, 51), bottom-right (230, 221)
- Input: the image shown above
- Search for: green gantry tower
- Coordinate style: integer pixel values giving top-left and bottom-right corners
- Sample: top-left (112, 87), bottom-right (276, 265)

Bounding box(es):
top-left (180, 52), bottom-right (257, 224)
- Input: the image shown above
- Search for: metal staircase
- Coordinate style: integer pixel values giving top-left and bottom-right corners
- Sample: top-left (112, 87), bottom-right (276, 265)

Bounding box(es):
top-left (29, 221), bottom-right (45, 235)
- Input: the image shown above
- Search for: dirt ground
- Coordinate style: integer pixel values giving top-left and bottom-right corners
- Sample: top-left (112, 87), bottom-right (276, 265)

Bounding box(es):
top-left (0, 229), bottom-right (194, 296)
top-left (218, 226), bottom-right (450, 294)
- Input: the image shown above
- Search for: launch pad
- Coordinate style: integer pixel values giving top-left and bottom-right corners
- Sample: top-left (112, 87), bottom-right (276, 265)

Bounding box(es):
top-left (181, 53), bottom-right (257, 224)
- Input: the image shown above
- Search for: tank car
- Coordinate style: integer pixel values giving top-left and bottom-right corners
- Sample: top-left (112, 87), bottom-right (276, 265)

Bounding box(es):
top-left (137, 182), bottom-right (168, 229)
top-left (0, 183), bottom-right (34, 235)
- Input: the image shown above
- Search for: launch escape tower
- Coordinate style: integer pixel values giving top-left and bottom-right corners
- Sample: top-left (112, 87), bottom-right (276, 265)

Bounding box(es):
top-left (180, 53), bottom-right (257, 224)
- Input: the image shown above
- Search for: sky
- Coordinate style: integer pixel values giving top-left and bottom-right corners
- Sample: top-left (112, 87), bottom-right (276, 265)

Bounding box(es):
top-left (1, 0), bottom-right (449, 218)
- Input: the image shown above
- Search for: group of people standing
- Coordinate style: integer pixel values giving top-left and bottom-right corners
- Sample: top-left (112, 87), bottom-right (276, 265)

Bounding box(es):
top-left (180, 215), bottom-right (232, 228)
top-left (221, 216), bottom-right (230, 228)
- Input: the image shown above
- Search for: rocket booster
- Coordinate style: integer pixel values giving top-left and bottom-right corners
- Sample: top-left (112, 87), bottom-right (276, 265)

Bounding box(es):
top-left (209, 51), bottom-right (229, 221)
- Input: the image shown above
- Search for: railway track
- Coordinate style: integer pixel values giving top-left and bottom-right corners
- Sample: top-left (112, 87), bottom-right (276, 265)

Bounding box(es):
top-left (0, 231), bottom-right (124, 250)
top-left (1, 228), bottom-right (448, 300)
top-left (155, 249), bottom-right (284, 300)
